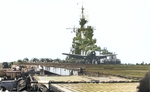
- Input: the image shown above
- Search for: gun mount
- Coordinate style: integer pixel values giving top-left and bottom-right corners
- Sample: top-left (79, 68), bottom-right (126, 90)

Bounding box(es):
top-left (0, 65), bottom-right (50, 92)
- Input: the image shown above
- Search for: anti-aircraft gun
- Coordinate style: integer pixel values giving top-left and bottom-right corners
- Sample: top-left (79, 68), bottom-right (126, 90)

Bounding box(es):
top-left (0, 66), bottom-right (50, 92)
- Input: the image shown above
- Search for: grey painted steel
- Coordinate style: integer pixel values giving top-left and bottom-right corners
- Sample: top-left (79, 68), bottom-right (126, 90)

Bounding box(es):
top-left (37, 65), bottom-right (79, 76)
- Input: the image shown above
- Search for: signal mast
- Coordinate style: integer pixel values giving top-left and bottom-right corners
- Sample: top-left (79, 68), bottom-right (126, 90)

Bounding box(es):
top-left (66, 3), bottom-right (85, 33)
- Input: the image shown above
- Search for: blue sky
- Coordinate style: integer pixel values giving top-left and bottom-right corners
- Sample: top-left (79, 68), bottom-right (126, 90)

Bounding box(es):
top-left (0, 0), bottom-right (149, 64)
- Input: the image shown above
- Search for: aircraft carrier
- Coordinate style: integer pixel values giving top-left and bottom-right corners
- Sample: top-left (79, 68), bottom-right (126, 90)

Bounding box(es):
top-left (0, 63), bottom-right (137, 92)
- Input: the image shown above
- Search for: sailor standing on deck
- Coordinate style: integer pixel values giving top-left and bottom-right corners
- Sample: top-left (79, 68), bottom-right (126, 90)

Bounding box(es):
top-left (39, 65), bottom-right (44, 75)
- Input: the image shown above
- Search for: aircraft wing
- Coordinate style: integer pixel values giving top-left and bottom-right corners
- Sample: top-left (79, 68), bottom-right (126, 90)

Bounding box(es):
top-left (62, 53), bottom-right (87, 59)
top-left (96, 54), bottom-right (117, 59)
